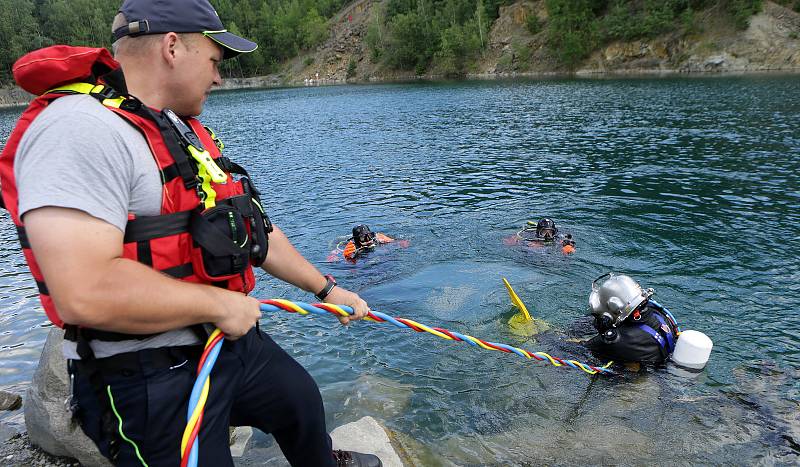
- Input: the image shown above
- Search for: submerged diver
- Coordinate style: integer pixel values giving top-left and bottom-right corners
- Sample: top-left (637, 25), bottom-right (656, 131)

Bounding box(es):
top-left (584, 273), bottom-right (681, 366)
top-left (328, 225), bottom-right (406, 262)
top-left (504, 218), bottom-right (576, 254)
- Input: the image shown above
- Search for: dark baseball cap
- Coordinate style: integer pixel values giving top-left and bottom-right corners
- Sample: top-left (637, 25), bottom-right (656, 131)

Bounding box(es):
top-left (113, 0), bottom-right (257, 59)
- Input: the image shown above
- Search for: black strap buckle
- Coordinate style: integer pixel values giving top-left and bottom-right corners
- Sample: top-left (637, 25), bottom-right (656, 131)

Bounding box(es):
top-left (89, 85), bottom-right (119, 101)
top-left (113, 20), bottom-right (150, 40)
top-left (162, 108), bottom-right (206, 152)
top-left (119, 98), bottom-right (141, 111)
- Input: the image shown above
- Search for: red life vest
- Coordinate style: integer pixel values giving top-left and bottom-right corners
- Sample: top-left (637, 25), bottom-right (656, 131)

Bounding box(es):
top-left (0, 46), bottom-right (268, 329)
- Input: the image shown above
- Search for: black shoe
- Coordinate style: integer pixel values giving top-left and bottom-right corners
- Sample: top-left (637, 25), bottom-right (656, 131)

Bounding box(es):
top-left (333, 449), bottom-right (383, 467)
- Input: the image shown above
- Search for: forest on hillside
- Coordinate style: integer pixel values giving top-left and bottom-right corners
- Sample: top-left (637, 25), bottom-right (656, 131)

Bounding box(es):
top-left (1, 0), bottom-right (798, 85)
top-left (367, 0), bottom-right (798, 75)
top-left (0, 0), bottom-right (350, 85)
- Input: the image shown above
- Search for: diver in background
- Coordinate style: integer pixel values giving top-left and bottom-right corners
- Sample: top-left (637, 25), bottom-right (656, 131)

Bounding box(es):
top-left (328, 225), bottom-right (406, 262)
top-left (505, 218), bottom-right (576, 254)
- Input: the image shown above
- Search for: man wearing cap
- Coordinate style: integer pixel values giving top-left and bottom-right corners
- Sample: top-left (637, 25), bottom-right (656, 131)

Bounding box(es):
top-left (6, 0), bottom-right (382, 465)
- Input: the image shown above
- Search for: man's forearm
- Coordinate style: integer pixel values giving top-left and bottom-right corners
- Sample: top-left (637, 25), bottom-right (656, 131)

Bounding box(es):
top-left (261, 225), bottom-right (327, 295)
top-left (58, 257), bottom-right (233, 334)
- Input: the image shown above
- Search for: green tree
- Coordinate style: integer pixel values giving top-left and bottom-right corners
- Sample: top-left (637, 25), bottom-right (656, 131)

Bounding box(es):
top-left (386, 11), bottom-right (438, 71)
top-left (475, 0), bottom-right (487, 48)
top-left (302, 8), bottom-right (328, 49)
top-left (0, 0), bottom-right (44, 85)
top-left (366, 5), bottom-right (387, 62)
top-left (437, 23), bottom-right (469, 75)
top-left (726, 0), bottom-right (762, 29)
top-left (545, 0), bottom-right (600, 67)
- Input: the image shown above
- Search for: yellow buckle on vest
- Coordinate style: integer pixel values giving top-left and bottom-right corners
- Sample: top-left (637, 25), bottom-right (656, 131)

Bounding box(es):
top-left (187, 145), bottom-right (227, 184)
top-left (46, 83), bottom-right (125, 108)
top-left (187, 145), bottom-right (226, 209)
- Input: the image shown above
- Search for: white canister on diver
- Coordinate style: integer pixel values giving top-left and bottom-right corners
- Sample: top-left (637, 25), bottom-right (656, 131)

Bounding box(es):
top-left (671, 330), bottom-right (713, 369)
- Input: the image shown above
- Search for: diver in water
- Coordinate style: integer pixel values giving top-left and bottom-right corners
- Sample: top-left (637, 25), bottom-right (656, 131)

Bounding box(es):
top-left (329, 225), bottom-right (404, 262)
top-left (505, 273), bottom-right (706, 371)
top-left (505, 218), bottom-right (576, 254)
top-left (584, 273), bottom-right (681, 366)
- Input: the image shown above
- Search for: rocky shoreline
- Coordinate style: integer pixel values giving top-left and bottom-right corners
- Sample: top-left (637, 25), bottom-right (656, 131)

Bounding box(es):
top-left (0, 87), bottom-right (34, 110)
top-left (2, 1), bottom-right (798, 109)
top-left (0, 432), bottom-right (78, 467)
top-left (196, 1), bottom-right (800, 84)
top-left (0, 329), bottom-right (406, 467)
top-left (2, 64), bottom-right (798, 111)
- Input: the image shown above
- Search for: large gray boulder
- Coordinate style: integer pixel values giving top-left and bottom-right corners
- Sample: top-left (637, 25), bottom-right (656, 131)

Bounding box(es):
top-left (25, 328), bottom-right (111, 467)
top-left (331, 416), bottom-right (403, 467)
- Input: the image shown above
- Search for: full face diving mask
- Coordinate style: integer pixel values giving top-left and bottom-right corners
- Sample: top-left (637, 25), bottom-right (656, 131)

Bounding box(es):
top-left (536, 218), bottom-right (557, 240)
top-left (352, 225), bottom-right (375, 248)
top-left (589, 273), bottom-right (653, 330)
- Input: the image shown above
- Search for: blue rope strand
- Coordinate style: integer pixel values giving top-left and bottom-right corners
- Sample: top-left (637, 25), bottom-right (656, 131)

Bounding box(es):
top-left (185, 338), bottom-right (223, 467)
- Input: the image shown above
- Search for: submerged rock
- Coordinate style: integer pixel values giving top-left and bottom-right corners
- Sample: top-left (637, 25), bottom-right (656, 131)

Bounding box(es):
top-left (234, 416), bottom-right (406, 466)
top-left (0, 391), bottom-right (22, 411)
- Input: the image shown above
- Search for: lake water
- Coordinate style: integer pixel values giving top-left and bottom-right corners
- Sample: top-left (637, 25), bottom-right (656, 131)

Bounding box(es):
top-left (1, 76), bottom-right (799, 465)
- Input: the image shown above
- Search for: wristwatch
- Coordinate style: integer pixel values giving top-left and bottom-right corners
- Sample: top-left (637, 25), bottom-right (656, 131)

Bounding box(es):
top-left (315, 274), bottom-right (337, 301)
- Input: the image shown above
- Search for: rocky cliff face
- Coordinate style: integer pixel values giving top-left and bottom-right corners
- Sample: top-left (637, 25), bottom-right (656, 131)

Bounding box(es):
top-left (0, 87), bottom-right (33, 109)
top-left (286, 0), bottom-right (375, 84)
top-left (290, 0), bottom-right (800, 81)
top-left (581, 1), bottom-right (800, 74)
top-left (482, 1), bottom-right (553, 74)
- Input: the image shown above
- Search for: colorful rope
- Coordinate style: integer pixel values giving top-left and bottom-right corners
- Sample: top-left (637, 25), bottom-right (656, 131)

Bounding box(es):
top-left (260, 299), bottom-right (614, 376)
top-left (181, 328), bottom-right (224, 467)
top-left (180, 299), bottom-right (614, 465)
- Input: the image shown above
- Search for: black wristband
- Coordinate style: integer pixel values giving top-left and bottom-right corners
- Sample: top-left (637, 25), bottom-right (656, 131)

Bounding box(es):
top-left (315, 274), bottom-right (337, 301)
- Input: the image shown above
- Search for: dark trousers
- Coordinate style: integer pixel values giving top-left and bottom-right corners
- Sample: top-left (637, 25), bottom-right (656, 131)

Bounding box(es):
top-left (72, 328), bottom-right (335, 466)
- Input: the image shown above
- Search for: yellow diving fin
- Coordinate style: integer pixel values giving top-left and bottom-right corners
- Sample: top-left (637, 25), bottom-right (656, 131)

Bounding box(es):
top-left (502, 277), bottom-right (531, 321)
top-left (503, 278), bottom-right (550, 337)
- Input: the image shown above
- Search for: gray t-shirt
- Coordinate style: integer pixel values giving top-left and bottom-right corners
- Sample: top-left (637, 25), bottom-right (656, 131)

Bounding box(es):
top-left (16, 94), bottom-right (201, 358)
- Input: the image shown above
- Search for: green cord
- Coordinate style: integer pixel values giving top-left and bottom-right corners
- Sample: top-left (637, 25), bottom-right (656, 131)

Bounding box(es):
top-left (106, 385), bottom-right (149, 467)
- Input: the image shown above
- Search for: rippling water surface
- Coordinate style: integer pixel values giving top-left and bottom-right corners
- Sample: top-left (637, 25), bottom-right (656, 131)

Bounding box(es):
top-left (2, 76), bottom-right (799, 465)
